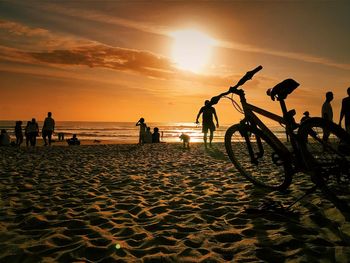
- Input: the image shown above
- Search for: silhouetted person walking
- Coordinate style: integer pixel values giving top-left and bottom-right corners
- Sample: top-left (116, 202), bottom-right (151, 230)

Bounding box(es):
top-left (339, 87), bottom-right (350, 134)
top-left (27, 118), bottom-right (39, 146)
top-left (42, 112), bottom-right (55, 146)
top-left (196, 100), bottom-right (219, 148)
top-left (322, 91), bottom-right (333, 142)
top-left (15, 121), bottom-right (23, 146)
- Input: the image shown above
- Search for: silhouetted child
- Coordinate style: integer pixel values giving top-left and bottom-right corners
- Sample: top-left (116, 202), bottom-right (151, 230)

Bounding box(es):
top-left (0, 129), bottom-right (11, 146)
top-left (152, 127), bottom-right (160, 143)
top-left (15, 121), bottom-right (23, 146)
top-left (67, 134), bottom-right (80, 145)
top-left (179, 133), bottom-right (190, 149)
top-left (136, 118), bottom-right (147, 144)
top-left (144, 127), bottom-right (152, 143)
top-left (300, 111), bottom-right (310, 123)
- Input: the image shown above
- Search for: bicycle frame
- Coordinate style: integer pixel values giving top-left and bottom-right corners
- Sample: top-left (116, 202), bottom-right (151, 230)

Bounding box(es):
top-left (209, 65), bottom-right (308, 170)
top-left (234, 89), bottom-right (304, 165)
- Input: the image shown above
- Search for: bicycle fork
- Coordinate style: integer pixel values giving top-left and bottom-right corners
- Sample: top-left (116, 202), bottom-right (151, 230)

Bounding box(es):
top-left (239, 125), bottom-right (264, 165)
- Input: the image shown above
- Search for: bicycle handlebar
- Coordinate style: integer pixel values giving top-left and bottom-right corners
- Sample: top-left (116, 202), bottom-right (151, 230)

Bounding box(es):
top-left (209, 65), bottom-right (263, 106)
top-left (232, 65), bottom-right (262, 91)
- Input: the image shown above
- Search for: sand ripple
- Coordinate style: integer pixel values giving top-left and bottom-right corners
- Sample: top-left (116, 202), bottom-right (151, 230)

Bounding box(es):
top-left (0, 143), bottom-right (349, 262)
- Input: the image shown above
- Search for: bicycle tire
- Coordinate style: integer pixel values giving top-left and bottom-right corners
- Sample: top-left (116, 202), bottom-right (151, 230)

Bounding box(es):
top-left (225, 124), bottom-right (293, 191)
top-left (298, 117), bottom-right (350, 210)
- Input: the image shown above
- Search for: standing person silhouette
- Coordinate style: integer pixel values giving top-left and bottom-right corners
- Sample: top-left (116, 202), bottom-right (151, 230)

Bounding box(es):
top-left (136, 118), bottom-right (147, 145)
top-left (15, 121), bottom-right (23, 146)
top-left (25, 121), bottom-right (30, 147)
top-left (321, 91), bottom-right (334, 142)
top-left (42, 112), bottom-right (55, 146)
top-left (339, 87), bottom-right (350, 134)
top-left (27, 118), bottom-right (39, 146)
top-left (196, 100), bottom-right (219, 148)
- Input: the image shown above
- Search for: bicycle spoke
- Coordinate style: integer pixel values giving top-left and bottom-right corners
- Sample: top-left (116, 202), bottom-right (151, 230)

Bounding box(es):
top-left (299, 118), bottom-right (350, 210)
top-left (225, 124), bottom-right (292, 190)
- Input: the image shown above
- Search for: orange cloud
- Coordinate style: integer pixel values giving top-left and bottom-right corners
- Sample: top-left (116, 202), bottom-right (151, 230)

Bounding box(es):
top-left (0, 19), bottom-right (275, 93)
top-left (0, 19), bottom-right (49, 36)
top-left (24, 45), bottom-right (175, 79)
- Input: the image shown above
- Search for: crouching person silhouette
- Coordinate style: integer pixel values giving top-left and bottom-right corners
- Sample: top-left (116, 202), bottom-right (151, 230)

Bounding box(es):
top-left (67, 134), bottom-right (80, 145)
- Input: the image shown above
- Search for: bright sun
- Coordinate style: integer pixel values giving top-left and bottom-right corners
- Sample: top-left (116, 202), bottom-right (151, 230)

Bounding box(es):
top-left (170, 29), bottom-right (216, 73)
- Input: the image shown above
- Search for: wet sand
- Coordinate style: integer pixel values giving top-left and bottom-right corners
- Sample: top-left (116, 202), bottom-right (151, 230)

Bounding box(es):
top-left (0, 143), bottom-right (349, 262)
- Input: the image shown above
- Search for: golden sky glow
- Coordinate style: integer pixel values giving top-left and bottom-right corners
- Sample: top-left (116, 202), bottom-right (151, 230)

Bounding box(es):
top-left (0, 1), bottom-right (349, 123)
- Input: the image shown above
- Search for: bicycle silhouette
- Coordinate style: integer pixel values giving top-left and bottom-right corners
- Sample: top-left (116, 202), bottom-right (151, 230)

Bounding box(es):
top-left (209, 66), bottom-right (350, 210)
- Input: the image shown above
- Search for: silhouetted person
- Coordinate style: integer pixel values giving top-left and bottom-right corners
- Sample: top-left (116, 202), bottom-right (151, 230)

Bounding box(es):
top-left (179, 133), bottom-right (190, 149)
top-left (300, 111), bottom-right (310, 123)
top-left (15, 121), bottom-right (23, 146)
top-left (196, 100), bottom-right (219, 148)
top-left (67, 134), bottom-right (80, 145)
top-left (322, 91), bottom-right (334, 142)
top-left (42, 112), bottom-right (55, 146)
top-left (144, 127), bottom-right (152, 143)
top-left (0, 129), bottom-right (11, 146)
top-left (27, 118), bottom-right (39, 146)
top-left (25, 121), bottom-right (30, 147)
top-left (300, 111), bottom-right (315, 143)
top-left (339, 87), bottom-right (350, 134)
top-left (136, 118), bottom-right (147, 145)
top-left (152, 127), bottom-right (160, 143)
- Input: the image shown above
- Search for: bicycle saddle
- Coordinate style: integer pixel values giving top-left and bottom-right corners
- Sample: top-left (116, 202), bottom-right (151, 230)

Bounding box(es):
top-left (267, 79), bottom-right (299, 101)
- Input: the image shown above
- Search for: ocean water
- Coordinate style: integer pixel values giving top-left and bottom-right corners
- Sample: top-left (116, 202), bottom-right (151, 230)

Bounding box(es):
top-left (0, 121), bottom-right (287, 143)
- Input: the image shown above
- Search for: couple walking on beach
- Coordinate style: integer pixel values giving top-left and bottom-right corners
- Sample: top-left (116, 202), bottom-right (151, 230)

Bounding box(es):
top-left (20, 112), bottom-right (55, 147)
top-left (136, 118), bottom-right (160, 145)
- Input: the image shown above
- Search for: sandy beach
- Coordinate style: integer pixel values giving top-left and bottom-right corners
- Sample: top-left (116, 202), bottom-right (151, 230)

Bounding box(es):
top-left (0, 143), bottom-right (349, 262)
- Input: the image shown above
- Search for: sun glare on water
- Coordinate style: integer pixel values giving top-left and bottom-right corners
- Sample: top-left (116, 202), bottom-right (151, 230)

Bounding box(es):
top-left (170, 29), bottom-right (216, 73)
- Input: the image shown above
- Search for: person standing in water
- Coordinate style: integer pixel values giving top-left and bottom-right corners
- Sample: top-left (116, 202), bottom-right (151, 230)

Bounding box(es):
top-left (196, 100), bottom-right (219, 148)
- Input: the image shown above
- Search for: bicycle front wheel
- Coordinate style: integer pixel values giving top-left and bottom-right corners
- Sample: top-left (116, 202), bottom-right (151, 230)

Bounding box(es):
top-left (298, 117), bottom-right (350, 210)
top-left (225, 124), bottom-right (293, 191)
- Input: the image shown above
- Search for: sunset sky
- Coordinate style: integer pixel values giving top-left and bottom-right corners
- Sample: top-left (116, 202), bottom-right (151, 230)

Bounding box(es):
top-left (1, 0), bottom-right (349, 124)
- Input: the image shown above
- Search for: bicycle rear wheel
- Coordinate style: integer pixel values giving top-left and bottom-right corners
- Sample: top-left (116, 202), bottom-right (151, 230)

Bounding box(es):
top-left (225, 124), bottom-right (293, 191)
top-left (298, 117), bottom-right (350, 210)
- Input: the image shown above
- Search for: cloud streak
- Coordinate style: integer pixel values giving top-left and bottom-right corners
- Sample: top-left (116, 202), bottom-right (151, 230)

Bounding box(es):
top-left (219, 41), bottom-right (350, 71)
top-left (25, 45), bottom-right (176, 79)
top-left (0, 19), bottom-right (49, 36)
top-left (38, 3), bottom-right (350, 71)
